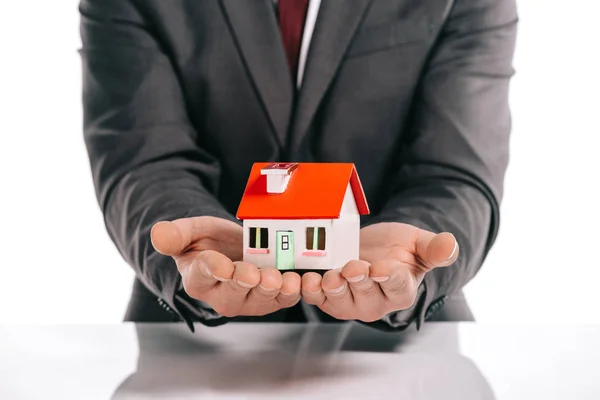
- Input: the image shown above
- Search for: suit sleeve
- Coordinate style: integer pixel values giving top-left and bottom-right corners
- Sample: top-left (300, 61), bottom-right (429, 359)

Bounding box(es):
top-left (364, 0), bottom-right (518, 331)
top-left (79, 0), bottom-right (229, 330)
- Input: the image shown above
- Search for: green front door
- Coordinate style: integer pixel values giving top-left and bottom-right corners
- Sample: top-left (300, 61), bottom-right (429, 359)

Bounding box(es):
top-left (276, 231), bottom-right (295, 270)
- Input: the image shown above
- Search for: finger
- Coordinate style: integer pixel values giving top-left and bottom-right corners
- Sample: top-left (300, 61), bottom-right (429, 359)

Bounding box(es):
top-left (321, 269), bottom-right (353, 315)
top-left (151, 217), bottom-right (241, 257)
top-left (213, 262), bottom-right (261, 316)
top-left (341, 260), bottom-right (382, 300)
top-left (181, 250), bottom-right (234, 299)
top-left (277, 272), bottom-right (302, 308)
top-left (231, 261), bottom-right (261, 289)
top-left (201, 250), bottom-right (236, 281)
top-left (415, 230), bottom-right (459, 269)
top-left (301, 272), bottom-right (326, 306)
top-left (247, 267), bottom-right (283, 303)
top-left (372, 259), bottom-right (418, 309)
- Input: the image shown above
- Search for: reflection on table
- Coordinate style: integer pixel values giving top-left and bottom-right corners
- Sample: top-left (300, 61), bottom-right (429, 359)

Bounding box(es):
top-left (112, 322), bottom-right (494, 399)
top-left (1, 322), bottom-right (599, 400)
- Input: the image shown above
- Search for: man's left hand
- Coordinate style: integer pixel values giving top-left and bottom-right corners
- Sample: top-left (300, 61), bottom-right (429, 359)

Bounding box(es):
top-left (301, 222), bottom-right (459, 322)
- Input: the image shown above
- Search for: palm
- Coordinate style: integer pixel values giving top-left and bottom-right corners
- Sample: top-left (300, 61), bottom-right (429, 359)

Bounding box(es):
top-left (301, 222), bottom-right (459, 322)
top-left (360, 223), bottom-right (436, 281)
top-left (151, 216), bottom-right (301, 318)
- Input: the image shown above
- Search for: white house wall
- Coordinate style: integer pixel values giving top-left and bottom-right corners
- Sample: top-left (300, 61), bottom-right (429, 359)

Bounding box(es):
top-left (331, 215), bottom-right (360, 269)
top-left (243, 219), bottom-right (333, 270)
top-left (340, 184), bottom-right (360, 215)
top-left (332, 185), bottom-right (361, 268)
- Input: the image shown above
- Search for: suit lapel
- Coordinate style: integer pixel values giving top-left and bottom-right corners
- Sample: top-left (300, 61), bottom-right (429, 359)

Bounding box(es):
top-left (220, 0), bottom-right (293, 147)
top-left (288, 0), bottom-right (372, 154)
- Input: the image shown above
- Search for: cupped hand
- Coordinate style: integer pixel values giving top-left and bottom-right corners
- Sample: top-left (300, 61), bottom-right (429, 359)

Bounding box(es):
top-left (150, 216), bottom-right (301, 317)
top-left (301, 222), bottom-right (458, 322)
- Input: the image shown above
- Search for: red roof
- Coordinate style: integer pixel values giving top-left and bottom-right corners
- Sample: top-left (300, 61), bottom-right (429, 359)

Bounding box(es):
top-left (236, 163), bottom-right (370, 220)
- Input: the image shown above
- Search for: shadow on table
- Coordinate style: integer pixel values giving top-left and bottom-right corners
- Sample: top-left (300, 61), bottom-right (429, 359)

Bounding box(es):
top-left (111, 322), bottom-right (496, 399)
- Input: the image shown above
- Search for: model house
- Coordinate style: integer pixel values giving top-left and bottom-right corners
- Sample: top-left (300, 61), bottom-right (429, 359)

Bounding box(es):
top-left (236, 162), bottom-right (370, 271)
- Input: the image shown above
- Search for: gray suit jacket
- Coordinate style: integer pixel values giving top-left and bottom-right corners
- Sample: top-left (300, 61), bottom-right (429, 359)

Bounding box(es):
top-left (79, 0), bottom-right (517, 331)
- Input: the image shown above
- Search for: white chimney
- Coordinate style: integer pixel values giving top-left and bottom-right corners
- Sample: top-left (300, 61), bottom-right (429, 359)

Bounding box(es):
top-left (261, 163), bottom-right (298, 194)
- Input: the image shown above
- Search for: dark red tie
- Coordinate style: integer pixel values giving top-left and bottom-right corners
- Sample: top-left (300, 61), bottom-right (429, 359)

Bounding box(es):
top-left (278, 0), bottom-right (309, 78)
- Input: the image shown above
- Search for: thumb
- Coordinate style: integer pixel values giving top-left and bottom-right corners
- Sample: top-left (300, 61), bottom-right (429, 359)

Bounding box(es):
top-left (151, 218), bottom-right (200, 257)
top-left (415, 230), bottom-right (459, 269)
top-left (151, 216), bottom-right (243, 257)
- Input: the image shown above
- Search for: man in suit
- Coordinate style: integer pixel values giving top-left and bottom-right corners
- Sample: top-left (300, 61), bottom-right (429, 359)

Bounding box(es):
top-left (80, 0), bottom-right (517, 331)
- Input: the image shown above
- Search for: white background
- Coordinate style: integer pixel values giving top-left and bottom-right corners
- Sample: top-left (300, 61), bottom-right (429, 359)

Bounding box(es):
top-left (0, 0), bottom-right (598, 324)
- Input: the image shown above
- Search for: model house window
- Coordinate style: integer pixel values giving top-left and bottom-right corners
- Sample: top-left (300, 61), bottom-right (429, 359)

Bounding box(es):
top-left (249, 227), bottom-right (268, 249)
top-left (306, 227), bottom-right (326, 251)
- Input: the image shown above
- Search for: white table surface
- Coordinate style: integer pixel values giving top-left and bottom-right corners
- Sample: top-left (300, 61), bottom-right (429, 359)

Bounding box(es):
top-left (0, 322), bottom-right (599, 399)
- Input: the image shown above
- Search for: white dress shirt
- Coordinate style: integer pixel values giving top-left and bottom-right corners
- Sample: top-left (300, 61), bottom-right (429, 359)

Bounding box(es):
top-left (275, 0), bottom-right (322, 88)
top-left (296, 0), bottom-right (321, 88)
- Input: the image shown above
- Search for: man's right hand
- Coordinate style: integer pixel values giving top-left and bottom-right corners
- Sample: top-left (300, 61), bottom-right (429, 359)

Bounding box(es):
top-left (150, 216), bottom-right (301, 317)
